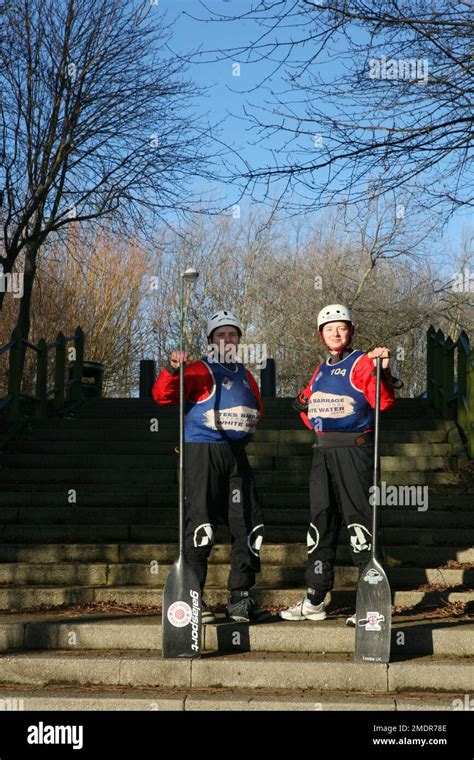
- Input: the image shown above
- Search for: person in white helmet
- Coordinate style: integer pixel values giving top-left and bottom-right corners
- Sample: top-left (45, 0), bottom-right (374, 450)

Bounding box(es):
top-left (152, 310), bottom-right (265, 623)
top-left (279, 304), bottom-right (402, 625)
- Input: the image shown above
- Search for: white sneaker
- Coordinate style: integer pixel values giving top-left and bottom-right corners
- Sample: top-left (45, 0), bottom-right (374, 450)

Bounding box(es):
top-left (346, 613), bottom-right (356, 627)
top-left (279, 598), bottom-right (326, 621)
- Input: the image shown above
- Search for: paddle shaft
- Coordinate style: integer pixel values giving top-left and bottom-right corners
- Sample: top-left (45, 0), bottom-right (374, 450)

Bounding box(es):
top-left (178, 277), bottom-right (185, 559)
top-left (371, 356), bottom-right (382, 559)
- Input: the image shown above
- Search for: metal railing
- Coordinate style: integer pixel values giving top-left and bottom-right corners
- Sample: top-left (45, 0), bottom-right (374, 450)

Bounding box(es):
top-left (0, 326), bottom-right (84, 422)
top-left (426, 325), bottom-right (473, 457)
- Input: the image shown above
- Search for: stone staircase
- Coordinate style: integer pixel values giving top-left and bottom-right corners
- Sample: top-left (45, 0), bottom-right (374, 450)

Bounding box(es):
top-left (0, 396), bottom-right (472, 710)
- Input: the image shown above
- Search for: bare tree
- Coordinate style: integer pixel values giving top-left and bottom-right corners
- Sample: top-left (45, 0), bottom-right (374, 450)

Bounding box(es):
top-left (0, 226), bottom-right (151, 397)
top-left (190, 1), bottom-right (474, 220)
top-left (144, 206), bottom-right (472, 397)
top-left (146, 210), bottom-right (276, 366)
top-left (0, 0), bottom-right (213, 352)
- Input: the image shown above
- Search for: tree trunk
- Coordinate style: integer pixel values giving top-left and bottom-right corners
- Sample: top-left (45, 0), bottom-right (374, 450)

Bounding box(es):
top-left (15, 244), bottom-right (37, 377)
top-left (0, 253), bottom-right (15, 312)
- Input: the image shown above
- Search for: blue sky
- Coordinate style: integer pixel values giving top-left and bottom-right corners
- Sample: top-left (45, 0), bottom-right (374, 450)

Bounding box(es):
top-left (155, 0), bottom-right (472, 270)
top-left (161, 0), bottom-right (290, 212)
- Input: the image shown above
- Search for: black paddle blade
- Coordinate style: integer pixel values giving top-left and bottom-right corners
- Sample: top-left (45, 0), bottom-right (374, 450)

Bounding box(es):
top-left (162, 557), bottom-right (202, 659)
top-left (354, 558), bottom-right (392, 663)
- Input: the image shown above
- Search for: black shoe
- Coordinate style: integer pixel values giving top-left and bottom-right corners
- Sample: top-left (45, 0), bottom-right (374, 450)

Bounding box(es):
top-left (202, 600), bottom-right (216, 625)
top-left (226, 591), bottom-right (258, 623)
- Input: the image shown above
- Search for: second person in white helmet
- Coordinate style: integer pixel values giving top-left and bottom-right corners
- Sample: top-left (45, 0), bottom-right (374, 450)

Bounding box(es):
top-left (279, 304), bottom-right (402, 625)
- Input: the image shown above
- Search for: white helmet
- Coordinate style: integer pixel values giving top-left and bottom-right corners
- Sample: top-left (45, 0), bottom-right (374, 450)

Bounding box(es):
top-left (207, 310), bottom-right (242, 338)
top-left (317, 303), bottom-right (353, 330)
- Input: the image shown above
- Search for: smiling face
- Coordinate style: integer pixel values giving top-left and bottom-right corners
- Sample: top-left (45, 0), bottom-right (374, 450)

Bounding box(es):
top-left (320, 321), bottom-right (353, 353)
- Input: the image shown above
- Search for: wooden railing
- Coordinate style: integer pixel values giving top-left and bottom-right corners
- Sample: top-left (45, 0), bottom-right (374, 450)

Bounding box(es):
top-left (427, 325), bottom-right (473, 457)
top-left (0, 327), bottom-right (84, 422)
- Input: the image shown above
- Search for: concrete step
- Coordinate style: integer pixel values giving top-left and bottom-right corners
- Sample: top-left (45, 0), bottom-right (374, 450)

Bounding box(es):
top-left (0, 562), bottom-right (471, 589)
top-left (0, 490), bottom-right (470, 510)
top-left (0, 649), bottom-right (472, 693)
top-left (1, 454), bottom-right (183, 469)
top-left (78, 397), bottom-right (433, 412)
top-left (26, 418), bottom-right (451, 432)
top-left (261, 491), bottom-right (472, 510)
top-left (0, 685), bottom-right (462, 711)
top-left (69, 408), bottom-right (440, 421)
top-left (0, 613), bottom-right (470, 657)
top-left (0, 523), bottom-right (471, 544)
top-left (0, 485), bottom-right (184, 496)
top-left (0, 585), bottom-right (472, 612)
top-left (5, 441), bottom-right (459, 457)
top-left (0, 489), bottom-right (183, 503)
top-left (0, 510), bottom-right (472, 546)
top-left (0, 543), bottom-right (472, 565)
top-left (74, 406), bottom-right (441, 421)
top-left (80, 396), bottom-right (428, 405)
top-left (0, 468), bottom-right (461, 486)
top-left (1, 506), bottom-right (472, 528)
top-left (0, 468), bottom-right (175, 484)
top-left (16, 428), bottom-right (454, 443)
top-left (0, 453), bottom-right (458, 471)
top-left (76, 410), bottom-right (435, 421)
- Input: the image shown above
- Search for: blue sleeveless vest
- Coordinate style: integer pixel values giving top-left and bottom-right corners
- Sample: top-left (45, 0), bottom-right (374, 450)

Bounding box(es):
top-left (185, 358), bottom-right (259, 443)
top-left (307, 350), bottom-right (374, 433)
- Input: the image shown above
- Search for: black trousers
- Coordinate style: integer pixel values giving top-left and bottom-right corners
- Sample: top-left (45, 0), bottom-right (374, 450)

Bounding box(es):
top-left (183, 442), bottom-right (264, 593)
top-left (305, 441), bottom-right (383, 600)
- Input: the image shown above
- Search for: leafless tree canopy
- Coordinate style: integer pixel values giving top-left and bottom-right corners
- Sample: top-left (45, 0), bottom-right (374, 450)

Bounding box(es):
top-left (146, 209), bottom-right (472, 397)
top-left (191, 0), bottom-right (474, 218)
top-left (0, 0), bottom-right (213, 343)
